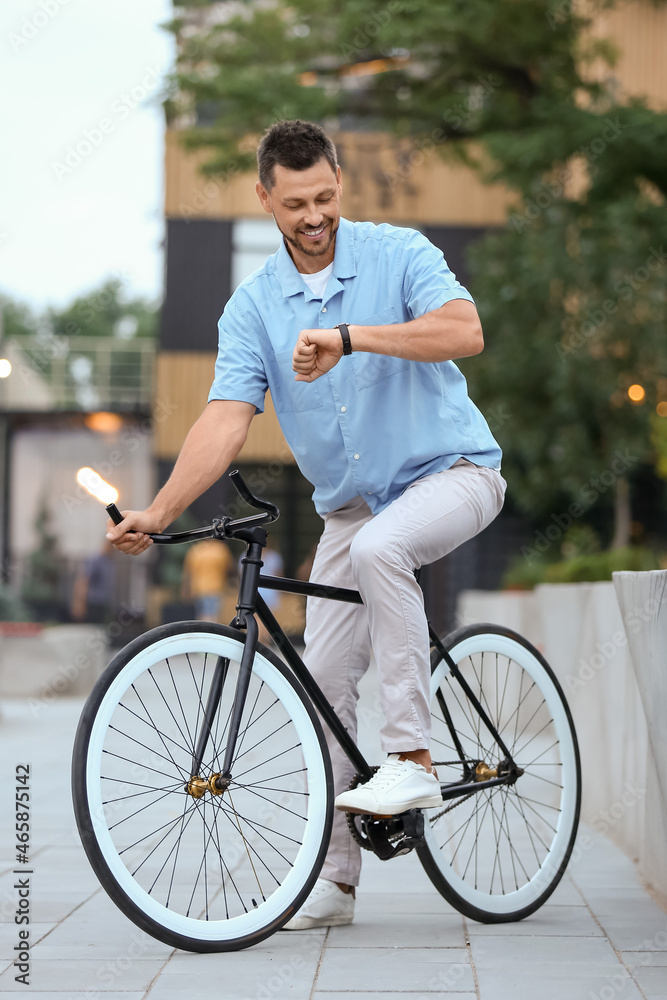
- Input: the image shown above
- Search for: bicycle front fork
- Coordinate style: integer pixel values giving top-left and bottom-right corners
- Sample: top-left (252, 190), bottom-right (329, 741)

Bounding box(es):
top-left (188, 536), bottom-right (265, 794)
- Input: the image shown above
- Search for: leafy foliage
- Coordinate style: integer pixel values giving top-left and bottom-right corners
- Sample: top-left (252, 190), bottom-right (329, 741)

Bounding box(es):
top-left (462, 194), bottom-right (667, 520)
top-left (1, 280), bottom-right (158, 341)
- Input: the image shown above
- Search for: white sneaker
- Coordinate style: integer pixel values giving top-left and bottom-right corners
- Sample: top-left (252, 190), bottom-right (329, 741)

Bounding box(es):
top-left (281, 878), bottom-right (355, 930)
top-left (334, 754), bottom-right (443, 816)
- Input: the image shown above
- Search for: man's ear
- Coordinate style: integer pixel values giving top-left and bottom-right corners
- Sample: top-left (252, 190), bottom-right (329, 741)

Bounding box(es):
top-left (255, 181), bottom-right (272, 214)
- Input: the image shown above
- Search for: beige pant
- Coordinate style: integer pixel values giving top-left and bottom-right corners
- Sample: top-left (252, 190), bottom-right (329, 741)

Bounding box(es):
top-left (302, 459), bottom-right (507, 885)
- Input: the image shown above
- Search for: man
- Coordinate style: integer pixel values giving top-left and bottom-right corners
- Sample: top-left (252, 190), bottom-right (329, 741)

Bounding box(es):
top-left (107, 119), bottom-right (506, 930)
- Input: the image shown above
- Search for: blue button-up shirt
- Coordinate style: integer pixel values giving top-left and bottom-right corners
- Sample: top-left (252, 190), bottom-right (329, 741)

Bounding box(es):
top-left (209, 218), bottom-right (502, 516)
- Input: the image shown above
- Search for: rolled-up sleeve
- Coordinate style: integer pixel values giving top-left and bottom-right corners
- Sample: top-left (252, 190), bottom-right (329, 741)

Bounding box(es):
top-left (208, 296), bottom-right (268, 413)
top-left (400, 229), bottom-right (474, 319)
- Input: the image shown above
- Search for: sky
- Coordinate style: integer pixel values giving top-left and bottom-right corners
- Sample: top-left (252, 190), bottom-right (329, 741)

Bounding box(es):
top-left (0, 0), bottom-right (175, 312)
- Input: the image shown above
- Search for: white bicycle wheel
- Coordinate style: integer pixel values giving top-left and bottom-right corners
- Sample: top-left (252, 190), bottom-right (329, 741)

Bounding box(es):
top-left (72, 623), bottom-right (333, 951)
top-left (418, 623), bottom-right (581, 922)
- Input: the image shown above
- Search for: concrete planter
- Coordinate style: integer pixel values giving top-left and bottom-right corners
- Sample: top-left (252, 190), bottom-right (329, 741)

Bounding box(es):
top-left (612, 570), bottom-right (667, 905)
top-left (457, 581), bottom-right (663, 901)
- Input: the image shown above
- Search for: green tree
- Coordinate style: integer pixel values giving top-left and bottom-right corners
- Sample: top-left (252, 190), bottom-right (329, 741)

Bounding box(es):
top-left (1, 281), bottom-right (158, 341)
top-left (49, 279), bottom-right (158, 340)
top-left (463, 194), bottom-right (667, 548)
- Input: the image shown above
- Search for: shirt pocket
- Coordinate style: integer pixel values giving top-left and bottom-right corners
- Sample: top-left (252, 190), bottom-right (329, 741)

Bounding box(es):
top-left (270, 349), bottom-right (324, 413)
top-left (350, 306), bottom-right (410, 390)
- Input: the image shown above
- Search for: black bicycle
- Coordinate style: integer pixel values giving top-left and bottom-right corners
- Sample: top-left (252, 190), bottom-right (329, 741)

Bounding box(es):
top-left (72, 471), bottom-right (581, 952)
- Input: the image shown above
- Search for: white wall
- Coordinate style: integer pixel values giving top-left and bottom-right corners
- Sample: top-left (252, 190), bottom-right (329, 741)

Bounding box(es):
top-left (457, 581), bottom-right (665, 902)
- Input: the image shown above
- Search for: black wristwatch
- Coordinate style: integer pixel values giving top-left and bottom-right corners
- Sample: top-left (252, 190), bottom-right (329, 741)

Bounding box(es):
top-left (336, 323), bottom-right (353, 355)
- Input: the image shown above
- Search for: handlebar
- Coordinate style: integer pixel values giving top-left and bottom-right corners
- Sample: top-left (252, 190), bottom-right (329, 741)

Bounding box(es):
top-left (105, 470), bottom-right (280, 545)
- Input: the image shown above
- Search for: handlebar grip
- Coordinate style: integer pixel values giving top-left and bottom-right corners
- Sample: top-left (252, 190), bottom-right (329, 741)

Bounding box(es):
top-left (106, 503), bottom-right (124, 526)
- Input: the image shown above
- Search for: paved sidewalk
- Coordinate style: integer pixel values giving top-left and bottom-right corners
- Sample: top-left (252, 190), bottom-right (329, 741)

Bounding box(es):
top-left (0, 690), bottom-right (665, 1000)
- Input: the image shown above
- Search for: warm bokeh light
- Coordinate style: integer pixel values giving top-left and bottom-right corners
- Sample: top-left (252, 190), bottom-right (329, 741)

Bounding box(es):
top-left (0, 359), bottom-right (12, 378)
top-left (298, 71), bottom-right (318, 87)
top-left (627, 384), bottom-right (645, 403)
top-left (84, 412), bottom-right (124, 434)
top-left (657, 401), bottom-right (667, 417)
top-left (76, 467), bottom-right (119, 505)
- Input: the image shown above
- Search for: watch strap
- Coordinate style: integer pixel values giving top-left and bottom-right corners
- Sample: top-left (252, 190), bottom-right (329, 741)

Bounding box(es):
top-left (336, 323), bottom-right (352, 356)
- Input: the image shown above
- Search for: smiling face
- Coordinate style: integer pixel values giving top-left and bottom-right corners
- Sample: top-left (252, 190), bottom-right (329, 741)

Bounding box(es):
top-left (255, 158), bottom-right (343, 273)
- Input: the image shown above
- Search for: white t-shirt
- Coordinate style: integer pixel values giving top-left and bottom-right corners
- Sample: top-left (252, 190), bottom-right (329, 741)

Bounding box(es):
top-left (299, 262), bottom-right (333, 299)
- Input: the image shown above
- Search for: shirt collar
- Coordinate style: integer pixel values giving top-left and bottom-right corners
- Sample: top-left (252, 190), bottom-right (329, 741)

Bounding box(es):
top-left (274, 217), bottom-right (357, 299)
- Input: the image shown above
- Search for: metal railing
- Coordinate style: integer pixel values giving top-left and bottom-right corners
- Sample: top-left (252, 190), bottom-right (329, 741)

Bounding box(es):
top-left (0, 336), bottom-right (155, 412)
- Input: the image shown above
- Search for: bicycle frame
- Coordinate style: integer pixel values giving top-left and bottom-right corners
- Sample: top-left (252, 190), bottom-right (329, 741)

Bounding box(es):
top-left (200, 544), bottom-right (521, 803)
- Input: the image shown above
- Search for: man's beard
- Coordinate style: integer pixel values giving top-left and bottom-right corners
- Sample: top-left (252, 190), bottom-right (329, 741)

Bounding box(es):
top-left (275, 217), bottom-right (338, 259)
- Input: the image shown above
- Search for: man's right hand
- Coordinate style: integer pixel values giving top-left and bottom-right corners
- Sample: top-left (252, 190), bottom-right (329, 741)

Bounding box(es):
top-left (106, 510), bottom-right (163, 556)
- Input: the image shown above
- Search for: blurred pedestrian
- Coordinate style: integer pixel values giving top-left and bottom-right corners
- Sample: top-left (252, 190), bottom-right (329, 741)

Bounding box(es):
top-left (181, 537), bottom-right (232, 621)
top-left (71, 540), bottom-right (117, 625)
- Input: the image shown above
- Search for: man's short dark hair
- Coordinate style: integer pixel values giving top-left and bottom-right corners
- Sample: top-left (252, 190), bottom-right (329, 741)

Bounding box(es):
top-left (257, 120), bottom-right (338, 190)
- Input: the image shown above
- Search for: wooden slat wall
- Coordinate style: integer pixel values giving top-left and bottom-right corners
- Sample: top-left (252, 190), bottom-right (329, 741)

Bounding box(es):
top-left (588, 1), bottom-right (667, 109)
top-left (155, 352), bottom-right (295, 463)
top-left (165, 130), bottom-right (513, 225)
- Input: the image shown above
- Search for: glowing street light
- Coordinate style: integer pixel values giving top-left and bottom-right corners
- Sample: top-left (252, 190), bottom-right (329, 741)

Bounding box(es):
top-left (627, 384), bottom-right (645, 403)
top-left (0, 359), bottom-right (11, 378)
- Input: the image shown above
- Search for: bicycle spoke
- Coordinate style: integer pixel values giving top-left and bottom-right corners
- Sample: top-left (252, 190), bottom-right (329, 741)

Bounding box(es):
top-left (108, 725), bottom-right (190, 780)
top-left (119, 697), bottom-right (192, 759)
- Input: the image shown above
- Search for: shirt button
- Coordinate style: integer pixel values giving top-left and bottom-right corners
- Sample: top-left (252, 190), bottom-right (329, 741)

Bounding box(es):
top-left (340, 406), bottom-right (347, 412)
top-left (353, 453), bottom-right (360, 460)
top-left (321, 306), bottom-right (327, 313)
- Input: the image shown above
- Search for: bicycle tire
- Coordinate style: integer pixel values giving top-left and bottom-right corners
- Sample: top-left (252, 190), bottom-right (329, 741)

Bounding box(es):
top-left (72, 622), bottom-right (333, 952)
top-left (417, 623), bottom-right (581, 922)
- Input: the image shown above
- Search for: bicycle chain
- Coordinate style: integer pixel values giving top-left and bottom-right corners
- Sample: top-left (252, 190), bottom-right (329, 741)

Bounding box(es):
top-left (344, 762), bottom-right (476, 849)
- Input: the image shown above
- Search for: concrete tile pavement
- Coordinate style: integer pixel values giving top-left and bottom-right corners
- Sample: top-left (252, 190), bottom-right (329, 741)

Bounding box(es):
top-left (0, 692), bottom-right (665, 999)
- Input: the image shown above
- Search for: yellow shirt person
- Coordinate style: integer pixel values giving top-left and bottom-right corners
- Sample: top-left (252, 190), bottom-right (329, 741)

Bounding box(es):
top-left (182, 539), bottom-right (232, 621)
